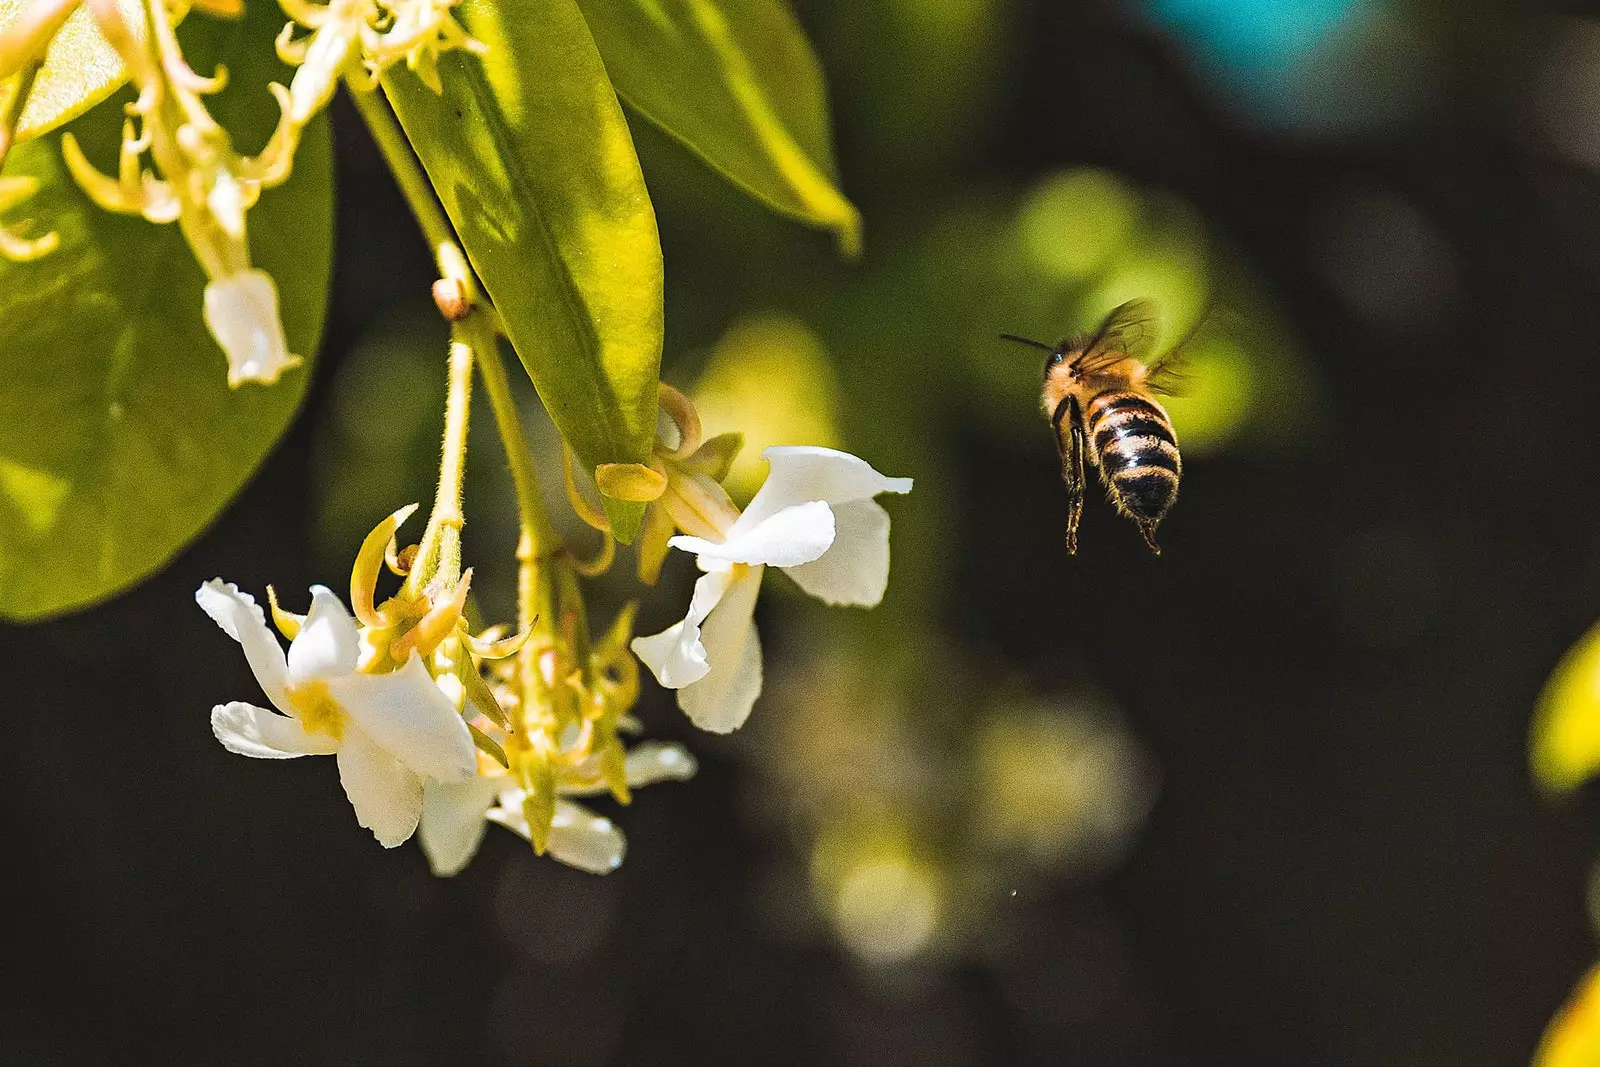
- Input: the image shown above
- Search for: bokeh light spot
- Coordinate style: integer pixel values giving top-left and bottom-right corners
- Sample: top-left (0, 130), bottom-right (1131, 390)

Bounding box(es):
top-left (1148, 0), bottom-right (1366, 70)
top-left (1080, 230), bottom-right (1209, 346)
top-left (832, 856), bottom-right (943, 966)
top-left (693, 314), bottom-right (842, 502)
top-left (1016, 169), bottom-right (1141, 283)
top-left (975, 704), bottom-right (1157, 872)
top-left (1160, 336), bottom-right (1255, 457)
top-left (1532, 617), bottom-right (1600, 795)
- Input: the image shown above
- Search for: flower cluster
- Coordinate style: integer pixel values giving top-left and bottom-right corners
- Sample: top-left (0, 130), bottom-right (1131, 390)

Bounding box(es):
top-left (200, 382), bottom-right (911, 877)
top-left (276, 0), bottom-right (484, 119)
top-left (57, 0), bottom-right (307, 385)
top-left (202, 505), bottom-right (696, 868)
top-left (0, 0), bottom-right (480, 384)
top-left (628, 386), bottom-right (913, 732)
top-left (418, 605), bottom-right (698, 875)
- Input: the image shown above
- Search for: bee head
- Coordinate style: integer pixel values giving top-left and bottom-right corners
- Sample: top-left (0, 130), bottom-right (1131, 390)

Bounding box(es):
top-left (999, 333), bottom-right (1074, 381)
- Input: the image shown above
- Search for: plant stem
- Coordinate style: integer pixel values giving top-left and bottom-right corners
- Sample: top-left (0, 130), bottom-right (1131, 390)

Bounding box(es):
top-left (349, 76), bottom-right (562, 571)
top-left (467, 311), bottom-right (568, 735)
top-left (346, 83), bottom-right (458, 278)
top-left (351, 75), bottom-right (579, 730)
top-left (405, 335), bottom-right (473, 595)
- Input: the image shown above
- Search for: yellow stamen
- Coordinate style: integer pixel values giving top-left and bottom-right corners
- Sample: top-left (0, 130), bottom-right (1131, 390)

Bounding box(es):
top-left (633, 499), bottom-right (676, 585)
top-left (351, 502), bottom-right (418, 627)
top-left (463, 622), bottom-right (533, 661)
top-left (265, 584), bottom-right (304, 639)
top-left (561, 443), bottom-right (612, 534)
top-left (656, 382), bottom-right (702, 458)
top-left (390, 568), bottom-right (472, 660)
top-left (287, 680), bottom-right (344, 741)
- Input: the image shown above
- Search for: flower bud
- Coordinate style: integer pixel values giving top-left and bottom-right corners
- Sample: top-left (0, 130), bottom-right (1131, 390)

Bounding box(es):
top-left (202, 269), bottom-right (302, 387)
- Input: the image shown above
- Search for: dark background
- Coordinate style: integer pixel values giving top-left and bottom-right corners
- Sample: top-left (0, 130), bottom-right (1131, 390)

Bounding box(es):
top-left (7, 0), bottom-right (1600, 1063)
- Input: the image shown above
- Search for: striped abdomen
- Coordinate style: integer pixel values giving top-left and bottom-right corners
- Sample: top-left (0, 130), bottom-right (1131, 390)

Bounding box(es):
top-left (1084, 391), bottom-right (1181, 525)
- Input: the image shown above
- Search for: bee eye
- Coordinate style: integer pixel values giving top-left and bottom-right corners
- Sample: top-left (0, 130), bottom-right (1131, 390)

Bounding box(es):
top-left (1048, 352), bottom-right (1065, 367)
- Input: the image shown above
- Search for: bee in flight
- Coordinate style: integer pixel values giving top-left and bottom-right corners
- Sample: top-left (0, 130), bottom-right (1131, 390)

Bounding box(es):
top-left (1002, 299), bottom-right (1184, 555)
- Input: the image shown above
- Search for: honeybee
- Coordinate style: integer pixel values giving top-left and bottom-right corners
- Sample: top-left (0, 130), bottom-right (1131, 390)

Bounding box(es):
top-left (1002, 299), bottom-right (1184, 555)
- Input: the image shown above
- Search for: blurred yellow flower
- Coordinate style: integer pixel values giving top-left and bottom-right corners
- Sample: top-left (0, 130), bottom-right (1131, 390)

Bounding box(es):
top-left (1538, 966), bottom-right (1600, 1067)
top-left (1532, 620), bottom-right (1600, 794)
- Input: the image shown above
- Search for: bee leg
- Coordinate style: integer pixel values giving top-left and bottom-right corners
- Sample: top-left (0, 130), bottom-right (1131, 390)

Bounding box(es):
top-left (1062, 397), bottom-right (1086, 555)
top-left (1137, 520), bottom-right (1162, 556)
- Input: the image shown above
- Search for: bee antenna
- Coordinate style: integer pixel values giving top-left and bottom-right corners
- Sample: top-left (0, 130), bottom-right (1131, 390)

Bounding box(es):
top-left (999, 333), bottom-right (1053, 353)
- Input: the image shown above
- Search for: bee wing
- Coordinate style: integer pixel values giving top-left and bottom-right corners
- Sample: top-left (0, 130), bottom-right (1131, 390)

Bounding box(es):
top-left (1145, 304), bottom-right (1236, 395)
top-left (1145, 353), bottom-right (1191, 396)
top-left (1073, 299), bottom-right (1161, 376)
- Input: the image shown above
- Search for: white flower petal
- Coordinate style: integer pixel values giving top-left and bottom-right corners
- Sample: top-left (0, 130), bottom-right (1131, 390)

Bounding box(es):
top-left (327, 653), bottom-right (476, 783)
top-left (623, 742), bottom-right (699, 787)
top-left (670, 500), bottom-right (836, 568)
top-left (210, 701), bottom-right (339, 758)
top-left (631, 566), bottom-right (737, 689)
top-left (485, 787), bottom-right (531, 839)
top-left (485, 790), bottom-right (628, 873)
top-left (196, 579), bottom-right (291, 712)
top-left (782, 499), bottom-right (894, 607)
top-left (203, 269), bottom-right (301, 388)
top-left (732, 446), bottom-right (912, 533)
top-left (677, 566), bottom-right (764, 733)
top-left (547, 800), bottom-right (626, 874)
top-left (286, 585), bottom-right (361, 684)
top-left (418, 776), bottom-right (501, 876)
top-left (336, 723), bottom-right (424, 847)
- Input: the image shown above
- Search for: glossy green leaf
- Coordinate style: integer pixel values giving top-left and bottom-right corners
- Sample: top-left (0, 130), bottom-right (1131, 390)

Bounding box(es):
top-left (383, 0), bottom-right (663, 542)
top-left (0, 0), bottom-right (152, 143)
top-left (575, 0), bottom-right (860, 254)
top-left (0, 10), bottom-right (333, 620)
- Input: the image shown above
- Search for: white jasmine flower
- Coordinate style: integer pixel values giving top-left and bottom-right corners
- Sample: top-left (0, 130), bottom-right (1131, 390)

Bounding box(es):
top-left (276, 0), bottom-right (487, 102)
top-left (417, 742), bottom-right (698, 876)
top-left (489, 798), bottom-right (625, 875)
top-left (198, 579), bottom-right (475, 846)
top-left (632, 446), bottom-right (912, 733)
top-left (201, 270), bottom-right (302, 387)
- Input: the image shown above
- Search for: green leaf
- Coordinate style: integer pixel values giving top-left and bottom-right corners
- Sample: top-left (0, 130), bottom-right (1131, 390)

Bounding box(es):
top-left (0, 11), bottom-right (333, 620)
top-left (1532, 618), bottom-right (1600, 794)
top-left (0, 0), bottom-right (152, 142)
top-left (383, 0), bottom-right (663, 542)
top-left (574, 0), bottom-right (860, 254)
